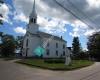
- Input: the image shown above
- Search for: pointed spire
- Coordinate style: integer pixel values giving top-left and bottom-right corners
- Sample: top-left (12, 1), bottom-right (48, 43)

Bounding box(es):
top-left (33, 0), bottom-right (35, 11)
top-left (30, 0), bottom-right (37, 18)
top-left (32, 0), bottom-right (36, 13)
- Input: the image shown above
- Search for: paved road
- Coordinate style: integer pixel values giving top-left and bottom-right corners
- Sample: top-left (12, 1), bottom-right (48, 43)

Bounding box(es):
top-left (0, 59), bottom-right (100, 80)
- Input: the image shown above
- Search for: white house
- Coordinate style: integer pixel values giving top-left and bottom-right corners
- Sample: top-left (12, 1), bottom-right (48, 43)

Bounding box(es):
top-left (22, 0), bottom-right (72, 60)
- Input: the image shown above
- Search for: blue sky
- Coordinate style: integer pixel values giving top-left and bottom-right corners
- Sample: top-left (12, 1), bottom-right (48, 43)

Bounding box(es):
top-left (0, 0), bottom-right (100, 50)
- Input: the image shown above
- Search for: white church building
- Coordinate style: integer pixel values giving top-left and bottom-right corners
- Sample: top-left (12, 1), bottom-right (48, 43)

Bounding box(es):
top-left (22, 0), bottom-right (72, 60)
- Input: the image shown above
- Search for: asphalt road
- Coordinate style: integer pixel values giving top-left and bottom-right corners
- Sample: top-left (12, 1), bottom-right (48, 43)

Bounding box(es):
top-left (0, 59), bottom-right (100, 80)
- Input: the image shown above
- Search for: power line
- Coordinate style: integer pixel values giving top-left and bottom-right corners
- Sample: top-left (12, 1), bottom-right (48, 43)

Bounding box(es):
top-left (67, 0), bottom-right (97, 28)
top-left (54, 0), bottom-right (95, 29)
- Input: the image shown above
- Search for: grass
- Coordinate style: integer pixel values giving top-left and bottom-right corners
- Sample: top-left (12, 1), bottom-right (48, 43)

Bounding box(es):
top-left (16, 59), bottom-right (94, 71)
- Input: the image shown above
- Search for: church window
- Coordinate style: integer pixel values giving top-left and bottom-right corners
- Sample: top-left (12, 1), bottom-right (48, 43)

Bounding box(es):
top-left (47, 43), bottom-right (49, 47)
top-left (56, 43), bottom-right (58, 48)
top-left (26, 39), bottom-right (28, 47)
top-left (63, 44), bottom-right (65, 49)
top-left (30, 18), bottom-right (33, 22)
top-left (56, 50), bottom-right (58, 56)
top-left (46, 49), bottom-right (49, 55)
top-left (26, 48), bottom-right (28, 57)
top-left (34, 18), bottom-right (36, 23)
top-left (63, 51), bottom-right (65, 56)
top-left (29, 18), bottom-right (36, 23)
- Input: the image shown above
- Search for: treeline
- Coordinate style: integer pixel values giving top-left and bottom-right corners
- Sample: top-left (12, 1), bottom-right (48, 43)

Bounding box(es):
top-left (87, 32), bottom-right (100, 61)
top-left (72, 37), bottom-right (89, 60)
top-left (0, 32), bottom-right (23, 57)
top-left (0, 31), bottom-right (100, 60)
top-left (72, 32), bottom-right (100, 61)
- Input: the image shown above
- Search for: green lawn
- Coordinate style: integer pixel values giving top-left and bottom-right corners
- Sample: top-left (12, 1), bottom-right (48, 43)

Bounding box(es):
top-left (16, 59), bottom-right (94, 71)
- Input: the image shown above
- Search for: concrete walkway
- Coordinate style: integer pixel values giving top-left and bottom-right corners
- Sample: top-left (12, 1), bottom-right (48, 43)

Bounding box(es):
top-left (0, 59), bottom-right (100, 80)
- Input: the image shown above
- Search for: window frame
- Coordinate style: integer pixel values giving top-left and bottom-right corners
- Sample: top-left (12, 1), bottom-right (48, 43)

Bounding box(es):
top-left (56, 43), bottom-right (58, 48)
top-left (46, 49), bottom-right (50, 56)
top-left (63, 51), bottom-right (65, 56)
top-left (56, 50), bottom-right (58, 56)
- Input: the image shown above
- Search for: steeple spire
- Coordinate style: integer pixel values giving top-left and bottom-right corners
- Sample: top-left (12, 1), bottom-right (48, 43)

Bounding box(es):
top-left (33, 0), bottom-right (35, 12)
top-left (29, 0), bottom-right (37, 24)
top-left (31, 0), bottom-right (37, 17)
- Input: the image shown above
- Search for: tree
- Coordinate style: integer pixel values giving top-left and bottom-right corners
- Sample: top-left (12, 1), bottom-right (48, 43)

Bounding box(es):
top-left (15, 36), bottom-right (23, 56)
top-left (15, 36), bottom-right (23, 49)
top-left (72, 37), bottom-right (81, 59)
top-left (87, 32), bottom-right (100, 60)
top-left (1, 34), bottom-right (16, 57)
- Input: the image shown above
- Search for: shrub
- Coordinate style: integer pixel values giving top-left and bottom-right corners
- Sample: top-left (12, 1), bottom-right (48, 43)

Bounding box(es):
top-left (44, 58), bottom-right (65, 63)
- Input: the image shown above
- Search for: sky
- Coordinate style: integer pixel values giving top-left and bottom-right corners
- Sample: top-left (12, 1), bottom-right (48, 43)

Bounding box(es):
top-left (0, 0), bottom-right (100, 51)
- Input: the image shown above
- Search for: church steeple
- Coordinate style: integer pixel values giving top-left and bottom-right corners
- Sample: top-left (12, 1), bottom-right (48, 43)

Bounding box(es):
top-left (29, 0), bottom-right (37, 24)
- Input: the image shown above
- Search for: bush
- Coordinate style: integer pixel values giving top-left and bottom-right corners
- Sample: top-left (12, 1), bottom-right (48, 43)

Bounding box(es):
top-left (44, 58), bottom-right (65, 63)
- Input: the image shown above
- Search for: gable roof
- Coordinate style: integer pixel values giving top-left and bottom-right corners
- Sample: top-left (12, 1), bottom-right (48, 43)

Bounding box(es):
top-left (27, 31), bottom-right (66, 42)
top-left (38, 31), bottom-right (66, 42)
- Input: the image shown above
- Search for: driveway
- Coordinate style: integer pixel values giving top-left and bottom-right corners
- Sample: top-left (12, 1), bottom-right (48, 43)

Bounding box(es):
top-left (0, 59), bottom-right (100, 80)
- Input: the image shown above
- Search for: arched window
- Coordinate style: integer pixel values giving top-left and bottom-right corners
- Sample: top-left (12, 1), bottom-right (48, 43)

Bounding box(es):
top-left (63, 44), bottom-right (65, 49)
top-left (34, 18), bottom-right (36, 23)
top-left (26, 39), bottom-right (28, 47)
top-left (29, 18), bottom-right (37, 23)
top-left (56, 50), bottom-right (58, 56)
top-left (63, 51), bottom-right (65, 56)
top-left (56, 43), bottom-right (58, 48)
top-left (46, 49), bottom-right (49, 56)
top-left (30, 18), bottom-right (33, 23)
top-left (47, 43), bottom-right (49, 47)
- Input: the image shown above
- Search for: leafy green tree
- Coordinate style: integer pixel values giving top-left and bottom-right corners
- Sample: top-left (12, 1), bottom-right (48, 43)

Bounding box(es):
top-left (15, 36), bottom-right (23, 49)
top-left (87, 32), bottom-right (100, 60)
top-left (72, 37), bottom-right (81, 59)
top-left (15, 36), bottom-right (23, 56)
top-left (78, 51), bottom-right (89, 60)
top-left (1, 34), bottom-right (16, 57)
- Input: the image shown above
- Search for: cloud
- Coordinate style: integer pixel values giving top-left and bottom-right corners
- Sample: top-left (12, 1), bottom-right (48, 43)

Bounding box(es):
top-left (86, 0), bottom-right (100, 8)
top-left (40, 0), bottom-right (100, 29)
top-left (13, 12), bottom-right (29, 23)
top-left (13, 0), bottom-right (74, 22)
top-left (84, 29), bottom-right (95, 36)
top-left (38, 16), bottom-right (67, 36)
top-left (13, 0), bottom-right (68, 35)
top-left (14, 27), bottom-right (26, 34)
top-left (13, 0), bottom-right (100, 37)
top-left (69, 32), bottom-right (80, 37)
top-left (0, 3), bottom-right (9, 22)
top-left (69, 20), bottom-right (100, 37)
top-left (69, 20), bottom-right (88, 37)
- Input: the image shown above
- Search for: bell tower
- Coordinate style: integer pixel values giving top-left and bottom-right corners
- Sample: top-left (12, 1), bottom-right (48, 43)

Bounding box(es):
top-left (29, 0), bottom-right (37, 24)
top-left (27, 0), bottom-right (39, 34)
